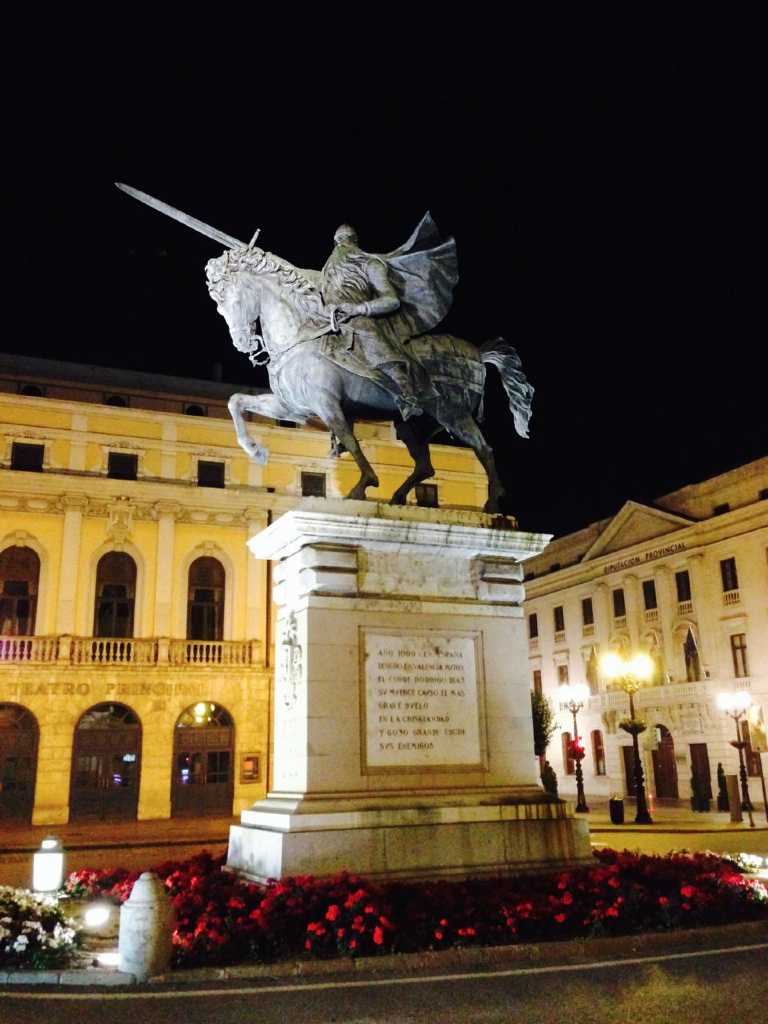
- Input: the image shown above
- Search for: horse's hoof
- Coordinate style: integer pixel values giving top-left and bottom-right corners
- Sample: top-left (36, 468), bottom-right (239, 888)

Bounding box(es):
top-left (484, 499), bottom-right (502, 515)
top-left (389, 493), bottom-right (407, 506)
top-left (346, 476), bottom-right (379, 500)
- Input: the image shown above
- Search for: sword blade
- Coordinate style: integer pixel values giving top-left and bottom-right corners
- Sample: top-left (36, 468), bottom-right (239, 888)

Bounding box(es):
top-left (115, 182), bottom-right (247, 249)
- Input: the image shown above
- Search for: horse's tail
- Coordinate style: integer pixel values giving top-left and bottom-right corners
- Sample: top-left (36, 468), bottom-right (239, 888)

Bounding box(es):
top-left (480, 338), bottom-right (534, 438)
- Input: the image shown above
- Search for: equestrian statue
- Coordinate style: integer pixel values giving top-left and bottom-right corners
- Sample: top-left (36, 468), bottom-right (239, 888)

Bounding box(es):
top-left (116, 183), bottom-right (533, 514)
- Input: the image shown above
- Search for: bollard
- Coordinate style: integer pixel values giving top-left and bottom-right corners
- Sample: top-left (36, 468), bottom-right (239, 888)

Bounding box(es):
top-left (118, 871), bottom-right (175, 981)
top-left (725, 775), bottom-right (742, 823)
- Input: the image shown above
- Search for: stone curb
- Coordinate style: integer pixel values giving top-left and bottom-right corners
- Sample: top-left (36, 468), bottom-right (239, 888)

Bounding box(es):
top-left (2, 968), bottom-right (137, 987)
top-left (148, 918), bottom-right (768, 985)
top-left (3, 919), bottom-right (767, 989)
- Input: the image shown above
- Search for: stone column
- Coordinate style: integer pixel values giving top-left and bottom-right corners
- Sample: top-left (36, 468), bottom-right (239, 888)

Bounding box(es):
top-left (55, 494), bottom-right (88, 635)
top-left (623, 573), bottom-right (641, 648)
top-left (152, 502), bottom-right (179, 639)
top-left (245, 508), bottom-right (269, 657)
top-left (687, 553), bottom-right (715, 678)
top-left (594, 582), bottom-right (611, 645)
top-left (654, 565), bottom-right (677, 680)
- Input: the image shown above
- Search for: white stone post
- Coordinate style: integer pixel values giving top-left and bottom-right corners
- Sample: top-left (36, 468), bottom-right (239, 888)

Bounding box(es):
top-left (118, 872), bottom-right (175, 981)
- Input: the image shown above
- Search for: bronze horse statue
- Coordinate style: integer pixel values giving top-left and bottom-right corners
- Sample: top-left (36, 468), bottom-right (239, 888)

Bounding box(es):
top-left (206, 244), bottom-right (533, 514)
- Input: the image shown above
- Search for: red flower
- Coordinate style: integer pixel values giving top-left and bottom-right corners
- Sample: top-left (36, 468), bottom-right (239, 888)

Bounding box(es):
top-left (554, 913), bottom-right (566, 923)
top-left (434, 929), bottom-right (444, 941)
top-left (325, 904), bottom-right (341, 922)
top-left (561, 892), bottom-right (573, 905)
top-left (658, 896), bottom-right (670, 907)
top-left (373, 926), bottom-right (384, 946)
top-left (680, 885), bottom-right (696, 899)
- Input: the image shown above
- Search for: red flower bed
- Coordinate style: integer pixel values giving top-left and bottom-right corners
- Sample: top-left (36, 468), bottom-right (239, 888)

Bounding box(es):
top-left (63, 849), bottom-right (767, 969)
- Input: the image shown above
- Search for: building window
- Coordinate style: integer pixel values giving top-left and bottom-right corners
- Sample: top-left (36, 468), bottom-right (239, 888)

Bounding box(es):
top-left (10, 443), bottom-right (44, 472)
top-left (712, 503), bottom-right (730, 516)
top-left (528, 613), bottom-right (539, 640)
top-left (562, 732), bottom-right (575, 775)
top-left (730, 633), bottom-right (749, 678)
top-left (553, 606), bottom-right (565, 633)
top-left (187, 557), bottom-right (225, 641)
top-left (301, 472), bottom-right (326, 498)
top-left (0, 547), bottom-right (40, 636)
top-left (104, 394), bottom-right (129, 407)
top-left (415, 483), bottom-right (438, 508)
top-left (197, 460), bottom-right (225, 488)
top-left (107, 452), bottom-right (138, 481)
top-left (184, 403), bottom-right (207, 416)
top-left (741, 720), bottom-right (761, 777)
top-left (581, 597), bottom-right (594, 626)
top-left (612, 588), bottom-right (626, 618)
top-left (19, 383), bottom-right (44, 397)
top-left (94, 553), bottom-right (136, 638)
top-left (675, 570), bottom-right (692, 603)
top-left (532, 670), bottom-right (542, 697)
top-left (683, 628), bottom-right (701, 682)
top-left (720, 557), bottom-right (739, 593)
top-left (557, 664), bottom-right (569, 685)
top-left (591, 730), bottom-right (606, 775)
top-left (642, 579), bottom-right (657, 610)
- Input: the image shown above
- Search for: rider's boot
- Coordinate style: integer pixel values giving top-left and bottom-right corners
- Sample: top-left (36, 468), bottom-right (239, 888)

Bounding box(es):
top-left (385, 363), bottom-right (424, 420)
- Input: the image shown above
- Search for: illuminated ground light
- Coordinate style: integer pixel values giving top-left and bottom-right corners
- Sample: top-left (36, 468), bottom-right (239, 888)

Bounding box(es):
top-left (96, 951), bottom-right (120, 967)
top-left (84, 903), bottom-right (112, 928)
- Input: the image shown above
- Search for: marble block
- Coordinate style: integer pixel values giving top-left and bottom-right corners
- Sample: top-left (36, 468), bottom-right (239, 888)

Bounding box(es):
top-left (227, 501), bottom-right (592, 882)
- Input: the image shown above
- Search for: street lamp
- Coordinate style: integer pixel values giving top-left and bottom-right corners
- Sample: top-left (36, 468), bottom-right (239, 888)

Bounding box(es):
top-left (717, 690), bottom-right (755, 827)
top-left (559, 682), bottom-right (591, 813)
top-left (600, 650), bottom-right (655, 825)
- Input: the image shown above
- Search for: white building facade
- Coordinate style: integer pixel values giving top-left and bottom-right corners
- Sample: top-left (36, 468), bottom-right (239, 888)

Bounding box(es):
top-left (525, 457), bottom-right (768, 808)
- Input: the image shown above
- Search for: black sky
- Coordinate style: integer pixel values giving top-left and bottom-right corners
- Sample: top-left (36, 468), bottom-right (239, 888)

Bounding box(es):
top-left (6, 34), bottom-right (766, 536)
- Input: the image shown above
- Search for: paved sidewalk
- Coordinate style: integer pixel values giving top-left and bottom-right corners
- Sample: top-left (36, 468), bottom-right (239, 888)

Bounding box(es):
top-left (584, 797), bottom-right (768, 833)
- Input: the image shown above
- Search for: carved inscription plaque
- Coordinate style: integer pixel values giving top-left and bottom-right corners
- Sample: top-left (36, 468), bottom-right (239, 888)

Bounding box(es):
top-left (362, 630), bottom-right (484, 772)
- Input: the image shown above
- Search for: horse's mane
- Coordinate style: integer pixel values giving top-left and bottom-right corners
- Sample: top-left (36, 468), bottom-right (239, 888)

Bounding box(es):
top-left (205, 247), bottom-right (323, 318)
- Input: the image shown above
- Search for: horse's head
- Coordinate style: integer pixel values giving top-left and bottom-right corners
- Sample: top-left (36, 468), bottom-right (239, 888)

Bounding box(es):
top-left (206, 253), bottom-right (262, 356)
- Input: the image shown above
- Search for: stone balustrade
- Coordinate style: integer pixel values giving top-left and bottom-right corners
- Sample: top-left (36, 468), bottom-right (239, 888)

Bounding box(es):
top-left (0, 635), bottom-right (260, 667)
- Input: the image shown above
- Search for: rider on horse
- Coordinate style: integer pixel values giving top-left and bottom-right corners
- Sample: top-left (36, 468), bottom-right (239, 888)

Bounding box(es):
top-left (320, 224), bottom-right (435, 420)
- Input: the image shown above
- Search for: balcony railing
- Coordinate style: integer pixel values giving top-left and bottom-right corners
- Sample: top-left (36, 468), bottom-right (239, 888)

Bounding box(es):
top-left (589, 676), bottom-right (752, 712)
top-left (613, 615), bottom-right (627, 629)
top-left (0, 635), bottom-right (260, 667)
top-left (170, 640), bottom-right (257, 666)
top-left (723, 589), bottom-right (741, 607)
top-left (554, 630), bottom-right (566, 645)
top-left (677, 600), bottom-right (693, 616)
top-left (582, 624), bottom-right (595, 638)
top-left (644, 608), bottom-right (659, 624)
top-left (0, 636), bottom-right (59, 663)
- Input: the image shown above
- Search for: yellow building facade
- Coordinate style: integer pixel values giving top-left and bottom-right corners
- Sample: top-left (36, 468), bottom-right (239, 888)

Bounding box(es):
top-left (0, 356), bottom-right (487, 825)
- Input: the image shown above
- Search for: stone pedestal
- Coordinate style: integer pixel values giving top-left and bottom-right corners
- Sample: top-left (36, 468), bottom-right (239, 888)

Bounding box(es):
top-left (227, 501), bottom-right (591, 882)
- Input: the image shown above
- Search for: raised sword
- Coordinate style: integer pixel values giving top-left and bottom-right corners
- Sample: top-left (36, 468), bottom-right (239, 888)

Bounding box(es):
top-left (115, 182), bottom-right (259, 249)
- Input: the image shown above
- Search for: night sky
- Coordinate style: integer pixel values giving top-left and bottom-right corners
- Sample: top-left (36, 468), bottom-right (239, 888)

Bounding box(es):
top-left (7, 40), bottom-right (765, 536)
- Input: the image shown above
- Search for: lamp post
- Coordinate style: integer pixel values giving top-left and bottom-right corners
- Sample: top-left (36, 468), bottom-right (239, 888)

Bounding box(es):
top-left (600, 651), bottom-right (654, 825)
top-left (717, 690), bottom-right (755, 827)
top-left (559, 682), bottom-right (590, 813)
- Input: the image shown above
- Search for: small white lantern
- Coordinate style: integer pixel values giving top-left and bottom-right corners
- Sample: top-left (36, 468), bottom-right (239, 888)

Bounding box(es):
top-left (32, 836), bottom-right (64, 893)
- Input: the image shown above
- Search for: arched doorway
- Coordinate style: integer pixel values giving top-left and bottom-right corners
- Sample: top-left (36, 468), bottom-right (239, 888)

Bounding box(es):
top-left (652, 723), bottom-right (679, 798)
top-left (0, 546), bottom-right (40, 636)
top-left (172, 702), bottom-right (234, 817)
top-left (70, 703), bottom-right (141, 821)
top-left (94, 553), bottom-right (136, 638)
top-left (0, 704), bottom-right (38, 821)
